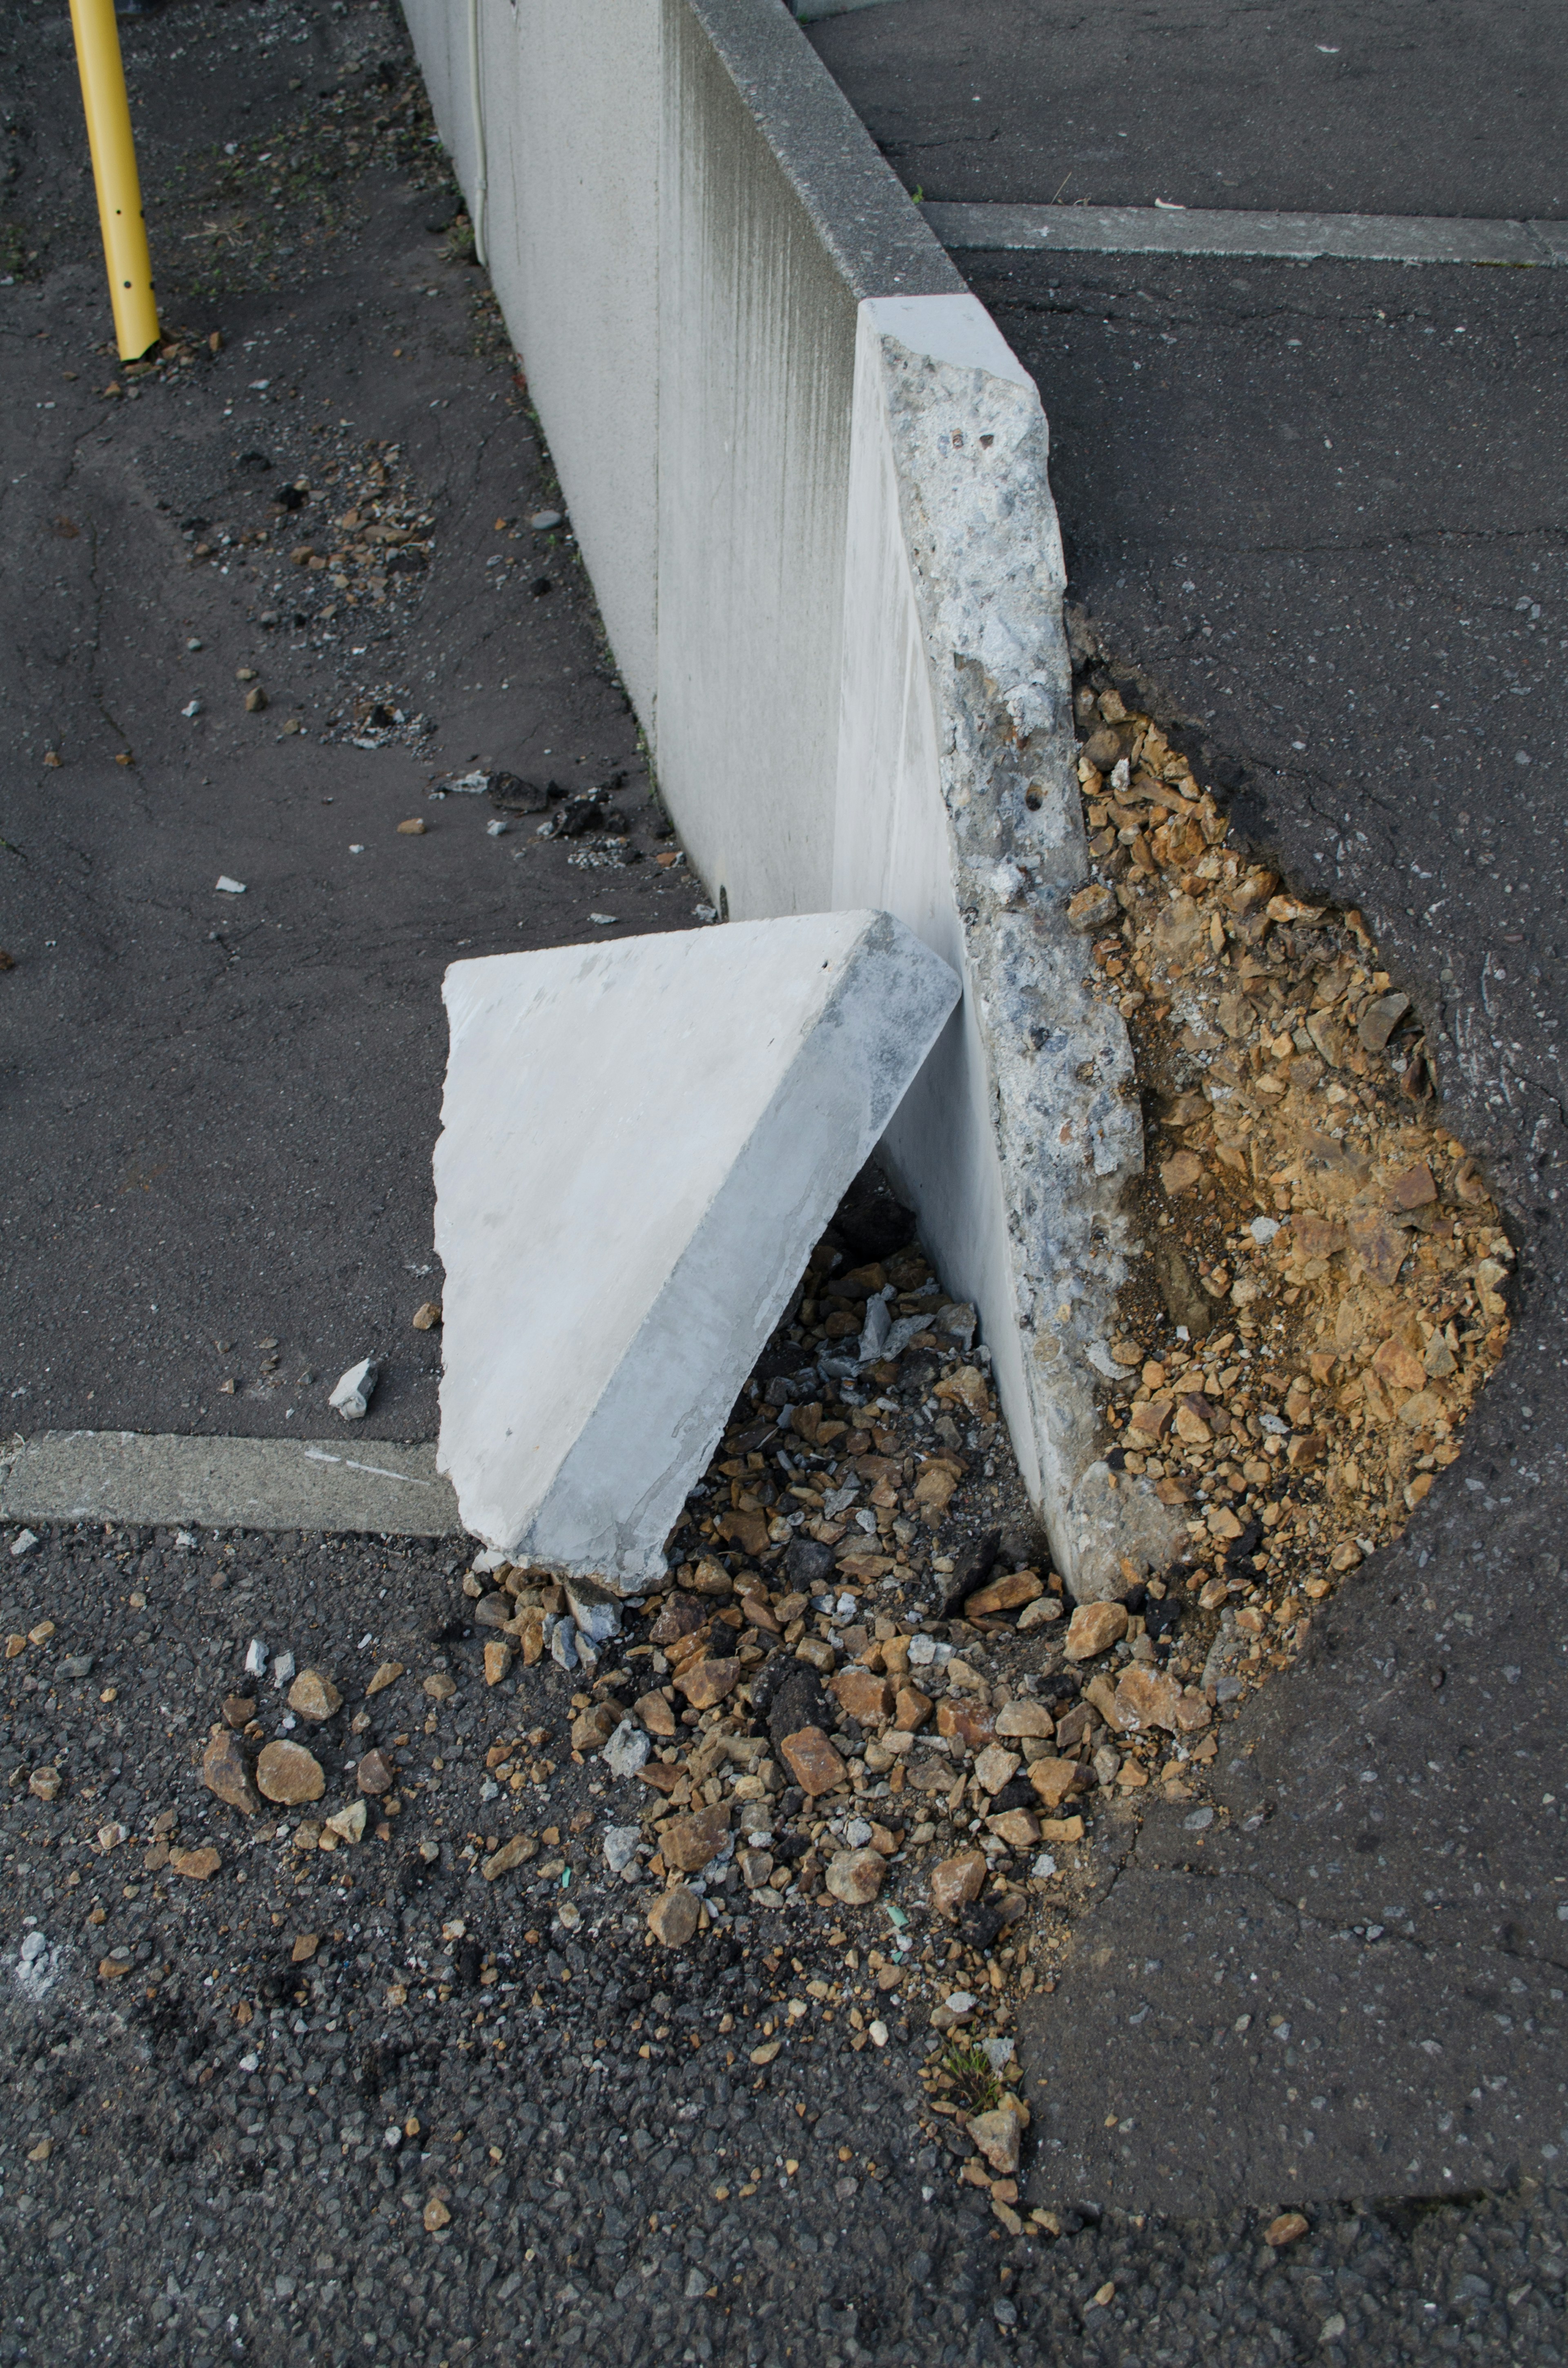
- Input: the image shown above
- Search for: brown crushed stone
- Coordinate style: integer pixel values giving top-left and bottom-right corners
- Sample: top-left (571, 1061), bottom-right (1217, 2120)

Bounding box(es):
top-left (1069, 679), bottom-right (1510, 1688)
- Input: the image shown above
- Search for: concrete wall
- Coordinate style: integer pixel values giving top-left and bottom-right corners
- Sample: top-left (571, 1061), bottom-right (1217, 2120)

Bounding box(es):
top-left (407, 0), bottom-right (663, 717)
top-left (398, 0), bottom-right (1174, 1598)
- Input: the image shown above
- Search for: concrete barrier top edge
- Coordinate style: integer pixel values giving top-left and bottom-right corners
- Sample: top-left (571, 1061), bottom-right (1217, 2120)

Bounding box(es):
top-left (680, 0), bottom-right (964, 303)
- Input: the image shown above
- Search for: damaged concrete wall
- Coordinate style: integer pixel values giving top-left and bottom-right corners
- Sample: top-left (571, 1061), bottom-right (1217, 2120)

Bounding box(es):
top-left (396, 0), bottom-right (1177, 1596)
top-left (834, 298), bottom-right (1181, 1596)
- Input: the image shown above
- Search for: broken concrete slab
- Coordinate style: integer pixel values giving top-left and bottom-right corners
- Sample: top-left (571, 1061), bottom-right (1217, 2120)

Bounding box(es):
top-left (433, 910), bottom-right (959, 1586)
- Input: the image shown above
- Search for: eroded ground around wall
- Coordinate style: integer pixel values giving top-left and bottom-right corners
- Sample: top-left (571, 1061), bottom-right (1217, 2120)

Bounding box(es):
top-left (0, 997), bottom-right (1524, 2368)
top-left (807, 0), bottom-right (1568, 2243)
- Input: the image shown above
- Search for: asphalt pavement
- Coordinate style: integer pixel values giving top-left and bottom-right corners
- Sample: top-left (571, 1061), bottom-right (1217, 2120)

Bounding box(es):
top-left (807, 0), bottom-right (1568, 2227)
top-left (807, 0), bottom-right (1566, 218)
top-left (3, 0), bottom-right (1568, 2359)
top-left (0, 0), bottom-right (694, 1447)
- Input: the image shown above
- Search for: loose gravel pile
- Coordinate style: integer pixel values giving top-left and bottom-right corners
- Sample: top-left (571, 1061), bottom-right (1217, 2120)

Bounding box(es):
top-left (1065, 673), bottom-right (1512, 1732)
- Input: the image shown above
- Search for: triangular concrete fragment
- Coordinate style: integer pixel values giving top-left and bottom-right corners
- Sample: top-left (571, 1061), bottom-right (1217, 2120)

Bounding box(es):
top-left (434, 911), bottom-right (960, 1585)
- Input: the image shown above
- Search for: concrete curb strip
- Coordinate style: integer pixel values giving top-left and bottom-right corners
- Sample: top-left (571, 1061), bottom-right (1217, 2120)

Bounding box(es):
top-left (400, 0), bottom-right (1173, 1594)
top-left (924, 201), bottom-right (1568, 268)
top-left (0, 1432), bottom-right (461, 1536)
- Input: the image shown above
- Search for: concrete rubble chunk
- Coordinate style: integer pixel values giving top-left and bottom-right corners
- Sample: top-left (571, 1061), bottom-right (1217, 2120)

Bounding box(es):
top-left (329, 1359), bottom-right (378, 1420)
top-left (603, 1824), bottom-right (641, 1873)
top-left (434, 912), bottom-right (960, 1584)
top-left (826, 1846), bottom-right (886, 1906)
top-left (562, 1574), bottom-right (622, 1648)
top-left (648, 1885), bottom-right (701, 1949)
top-left (256, 1740), bottom-right (325, 1805)
top-left (202, 1731), bottom-right (261, 1816)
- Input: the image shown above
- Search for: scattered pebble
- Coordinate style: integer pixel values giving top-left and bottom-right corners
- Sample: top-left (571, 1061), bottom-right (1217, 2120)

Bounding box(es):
top-left (256, 1739), bottom-right (325, 1804)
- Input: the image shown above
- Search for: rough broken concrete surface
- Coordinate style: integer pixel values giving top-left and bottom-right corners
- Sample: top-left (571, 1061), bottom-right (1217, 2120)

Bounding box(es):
top-left (864, 317), bottom-right (1181, 1600)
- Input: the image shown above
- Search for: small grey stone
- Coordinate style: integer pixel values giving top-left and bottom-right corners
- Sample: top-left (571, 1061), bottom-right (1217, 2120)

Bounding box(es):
top-left (550, 1618), bottom-right (579, 1673)
top-left (60, 1654), bottom-right (94, 1679)
top-left (603, 1824), bottom-right (641, 1873)
top-left (784, 1537), bottom-right (835, 1590)
top-left (328, 1357), bottom-right (378, 1420)
top-left (603, 1719), bottom-right (650, 1780)
top-left (1184, 1806), bottom-right (1215, 1831)
top-left (563, 1574), bottom-right (622, 1649)
top-left (858, 1292), bottom-right (892, 1363)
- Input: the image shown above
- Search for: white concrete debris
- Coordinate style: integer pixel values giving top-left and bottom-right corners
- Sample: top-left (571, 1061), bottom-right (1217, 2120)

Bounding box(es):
top-left (214, 874), bottom-right (245, 894)
top-left (603, 1823), bottom-right (641, 1872)
top-left (434, 910), bottom-right (959, 1586)
top-left (329, 1358), bottom-right (379, 1420)
top-left (271, 1650), bottom-right (296, 1690)
top-left (9, 1529), bottom-right (39, 1558)
top-left (244, 1638), bottom-right (269, 1678)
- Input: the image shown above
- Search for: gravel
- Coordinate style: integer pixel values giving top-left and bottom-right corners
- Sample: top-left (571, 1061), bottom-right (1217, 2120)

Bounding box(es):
top-left (1, 1522), bottom-right (1564, 2364)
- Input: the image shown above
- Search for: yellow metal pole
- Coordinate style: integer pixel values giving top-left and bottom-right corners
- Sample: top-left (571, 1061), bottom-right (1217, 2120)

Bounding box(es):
top-left (67, 0), bottom-right (160, 360)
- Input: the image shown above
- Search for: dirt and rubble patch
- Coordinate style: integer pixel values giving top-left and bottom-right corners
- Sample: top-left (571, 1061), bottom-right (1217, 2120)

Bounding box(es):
top-left (1065, 669), bottom-right (1511, 1691)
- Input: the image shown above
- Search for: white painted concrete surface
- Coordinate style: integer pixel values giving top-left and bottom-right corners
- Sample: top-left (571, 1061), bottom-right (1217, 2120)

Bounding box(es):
top-left (433, 913), bottom-right (959, 1585)
top-left (398, 0), bottom-right (1176, 1595)
top-left (405, 0), bottom-right (662, 716)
